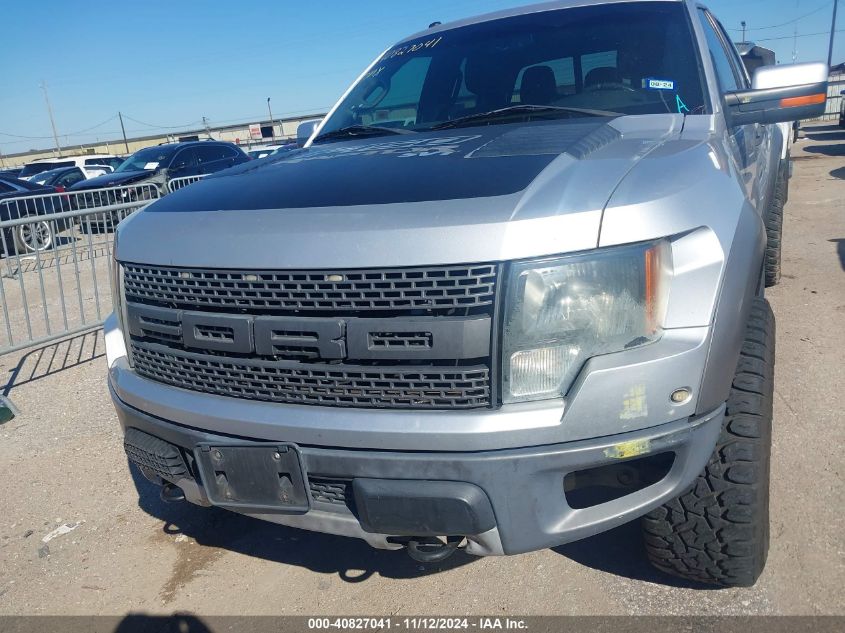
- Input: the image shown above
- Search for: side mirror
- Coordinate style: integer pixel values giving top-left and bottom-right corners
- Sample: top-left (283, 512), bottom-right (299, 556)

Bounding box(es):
top-left (296, 119), bottom-right (322, 147)
top-left (724, 62), bottom-right (828, 127)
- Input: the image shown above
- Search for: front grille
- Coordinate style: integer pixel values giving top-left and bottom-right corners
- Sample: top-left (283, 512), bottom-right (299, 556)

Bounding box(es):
top-left (131, 342), bottom-right (491, 410)
top-left (124, 263), bottom-right (498, 314)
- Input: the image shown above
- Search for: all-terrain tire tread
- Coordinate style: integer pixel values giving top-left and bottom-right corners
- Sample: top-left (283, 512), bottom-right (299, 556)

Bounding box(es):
top-left (764, 165), bottom-right (786, 287)
top-left (641, 298), bottom-right (774, 587)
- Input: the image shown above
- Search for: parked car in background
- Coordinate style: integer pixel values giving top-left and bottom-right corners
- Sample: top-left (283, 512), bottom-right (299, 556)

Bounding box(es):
top-left (71, 141), bottom-right (249, 196)
top-left (0, 168), bottom-right (23, 179)
top-left (31, 165), bottom-right (111, 190)
top-left (69, 140), bottom-right (249, 231)
top-left (245, 144), bottom-right (286, 159)
top-left (0, 176), bottom-right (70, 254)
top-left (245, 142), bottom-right (299, 159)
top-left (271, 142), bottom-right (299, 155)
top-left (18, 154), bottom-right (123, 181)
top-left (840, 90), bottom-right (845, 128)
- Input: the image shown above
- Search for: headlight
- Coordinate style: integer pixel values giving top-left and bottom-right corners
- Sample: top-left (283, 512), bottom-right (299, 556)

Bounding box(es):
top-left (502, 240), bottom-right (671, 403)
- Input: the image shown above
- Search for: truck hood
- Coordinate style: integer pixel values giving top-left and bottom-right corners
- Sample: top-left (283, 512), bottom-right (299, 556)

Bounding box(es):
top-left (71, 170), bottom-right (154, 190)
top-left (117, 115), bottom-right (685, 268)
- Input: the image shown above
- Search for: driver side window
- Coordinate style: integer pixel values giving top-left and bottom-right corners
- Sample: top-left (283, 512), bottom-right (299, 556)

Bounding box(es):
top-left (170, 149), bottom-right (196, 171)
top-left (59, 171), bottom-right (84, 187)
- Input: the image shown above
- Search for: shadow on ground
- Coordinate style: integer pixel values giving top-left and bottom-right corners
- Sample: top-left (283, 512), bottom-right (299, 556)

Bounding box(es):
top-left (831, 167), bottom-right (845, 180)
top-left (800, 123), bottom-right (845, 157)
top-left (801, 143), bottom-right (845, 158)
top-left (552, 519), bottom-right (717, 590)
top-left (130, 464), bottom-right (477, 583)
top-left (830, 239), bottom-right (845, 271)
top-left (114, 615), bottom-right (213, 633)
top-left (801, 125), bottom-right (845, 142)
top-left (131, 464), bottom-right (706, 588)
top-left (1, 330), bottom-right (103, 397)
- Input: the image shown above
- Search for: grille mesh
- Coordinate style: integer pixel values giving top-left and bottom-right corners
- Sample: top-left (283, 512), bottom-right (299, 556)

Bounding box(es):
top-left (123, 263), bottom-right (497, 313)
top-left (131, 342), bottom-right (491, 410)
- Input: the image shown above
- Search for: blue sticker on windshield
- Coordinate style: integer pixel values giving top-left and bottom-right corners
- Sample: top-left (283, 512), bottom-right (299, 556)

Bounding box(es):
top-left (643, 78), bottom-right (675, 91)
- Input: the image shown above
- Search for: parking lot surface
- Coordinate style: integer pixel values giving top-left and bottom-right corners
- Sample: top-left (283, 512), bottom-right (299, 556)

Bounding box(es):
top-left (0, 123), bottom-right (842, 616)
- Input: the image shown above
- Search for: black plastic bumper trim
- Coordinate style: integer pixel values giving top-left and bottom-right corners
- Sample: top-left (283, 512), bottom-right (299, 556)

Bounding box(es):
top-left (353, 479), bottom-right (496, 536)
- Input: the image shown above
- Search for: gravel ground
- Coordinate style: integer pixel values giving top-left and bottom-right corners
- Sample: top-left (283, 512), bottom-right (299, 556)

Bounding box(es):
top-left (0, 123), bottom-right (842, 617)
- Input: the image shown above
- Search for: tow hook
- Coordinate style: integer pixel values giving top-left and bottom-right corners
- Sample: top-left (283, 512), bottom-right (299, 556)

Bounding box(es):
top-left (160, 483), bottom-right (186, 503)
top-left (404, 536), bottom-right (463, 563)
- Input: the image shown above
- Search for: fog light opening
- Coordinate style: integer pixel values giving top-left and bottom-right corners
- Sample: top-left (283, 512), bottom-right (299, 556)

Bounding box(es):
top-left (564, 452), bottom-right (675, 509)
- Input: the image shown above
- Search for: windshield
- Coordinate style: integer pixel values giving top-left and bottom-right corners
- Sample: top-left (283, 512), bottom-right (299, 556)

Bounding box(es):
top-left (31, 167), bottom-right (72, 185)
top-left (317, 2), bottom-right (706, 140)
top-left (115, 146), bottom-right (176, 173)
top-left (19, 161), bottom-right (74, 177)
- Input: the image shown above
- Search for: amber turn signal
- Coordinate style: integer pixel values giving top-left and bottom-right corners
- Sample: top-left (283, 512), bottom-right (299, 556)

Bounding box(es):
top-left (780, 93), bottom-right (826, 108)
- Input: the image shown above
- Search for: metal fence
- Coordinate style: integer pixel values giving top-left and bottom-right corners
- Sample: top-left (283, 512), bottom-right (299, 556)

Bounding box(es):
top-left (0, 184), bottom-right (160, 355)
top-left (166, 174), bottom-right (207, 193)
top-left (821, 73), bottom-right (844, 121)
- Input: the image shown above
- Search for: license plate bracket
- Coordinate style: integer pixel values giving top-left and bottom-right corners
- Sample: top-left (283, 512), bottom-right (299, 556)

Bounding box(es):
top-left (195, 443), bottom-right (309, 514)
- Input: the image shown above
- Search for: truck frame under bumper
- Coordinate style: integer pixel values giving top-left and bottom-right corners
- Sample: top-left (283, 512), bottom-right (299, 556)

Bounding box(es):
top-left (111, 382), bottom-right (723, 556)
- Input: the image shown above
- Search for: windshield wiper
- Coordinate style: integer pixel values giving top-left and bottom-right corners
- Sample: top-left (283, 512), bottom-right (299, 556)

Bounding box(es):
top-left (313, 125), bottom-right (415, 143)
top-left (430, 105), bottom-right (621, 130)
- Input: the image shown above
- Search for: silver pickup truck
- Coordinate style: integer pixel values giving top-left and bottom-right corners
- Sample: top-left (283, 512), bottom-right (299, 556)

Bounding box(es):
top-left (105, 0), bottom-right (828, 587)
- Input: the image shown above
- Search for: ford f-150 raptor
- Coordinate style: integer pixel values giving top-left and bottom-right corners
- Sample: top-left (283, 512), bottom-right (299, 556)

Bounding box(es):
top-left (105, 0), bottom-right (828, 586)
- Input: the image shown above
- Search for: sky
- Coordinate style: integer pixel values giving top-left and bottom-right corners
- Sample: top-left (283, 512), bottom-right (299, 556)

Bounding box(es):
top-left (1, 0), bottom-right (842, 156)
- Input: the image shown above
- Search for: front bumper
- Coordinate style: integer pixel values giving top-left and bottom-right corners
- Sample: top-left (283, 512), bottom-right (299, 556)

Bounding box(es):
top-left (111, 383), bottom-right (723, 556)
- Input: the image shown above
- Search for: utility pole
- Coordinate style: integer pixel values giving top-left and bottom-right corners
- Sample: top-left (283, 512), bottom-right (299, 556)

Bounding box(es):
top-left (741, 21), bottom-right (747, 43)
top-left (39, 80), bottom-right (62, 157)
top-left (118, 112), bottom-right (130, 153)
top-left (828, 0), bottom-right (839, 68)
top-left (793, 26), bottom-right (798, 63)
top-left (202, 116), bottom-right (212, 139)
top-left (267, 97), bottom-right (275, 140)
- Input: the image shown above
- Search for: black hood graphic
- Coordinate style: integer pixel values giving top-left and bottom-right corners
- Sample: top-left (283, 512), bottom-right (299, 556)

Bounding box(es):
top-left (147, 119), bottom-right (619, 212)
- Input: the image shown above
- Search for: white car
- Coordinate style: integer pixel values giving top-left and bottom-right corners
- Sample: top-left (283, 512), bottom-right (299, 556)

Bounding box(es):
top-left (30, 165), bottom-right (112, 189)
top-left (18, 154), bottom-right (124, 181)
top-left (245, 144), bottom-right (287, 159)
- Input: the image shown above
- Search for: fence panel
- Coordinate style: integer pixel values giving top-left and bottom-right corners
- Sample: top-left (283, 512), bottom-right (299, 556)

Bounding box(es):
top-left (0, 184), bottom-right (160, 355)
top-left (166, 174), bottom-right (207, 193)
top-left (821, 73), bottom-right (844, 121)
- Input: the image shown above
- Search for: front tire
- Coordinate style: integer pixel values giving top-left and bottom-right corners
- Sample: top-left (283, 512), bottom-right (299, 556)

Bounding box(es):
top-left (641, 298), bottom-right (774, 587)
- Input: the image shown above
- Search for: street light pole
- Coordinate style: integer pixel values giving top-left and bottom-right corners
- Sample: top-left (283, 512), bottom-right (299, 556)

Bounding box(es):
top-left (39, 80), bottom-right (62, 157)
top-left (741, 21), bottom-right (747, 43)
top-left (828, 0), bottom-right (839, 68)
top-left (267, 97), bottom-right (275, 140)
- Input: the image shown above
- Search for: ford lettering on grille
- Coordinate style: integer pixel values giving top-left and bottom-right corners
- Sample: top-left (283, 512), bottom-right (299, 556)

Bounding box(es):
top-left (126, 303), bottom-right (490, 361)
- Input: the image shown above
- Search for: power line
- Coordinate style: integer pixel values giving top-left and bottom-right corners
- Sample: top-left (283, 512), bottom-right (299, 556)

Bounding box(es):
top-left (755, 28), bottom-right (844, 42)
top-left (728, 1), bottom-right (833, 32)
top-left (0, 114), bottom-right (119, 140)
top-left (120, 114), bottom-right (203, 130)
